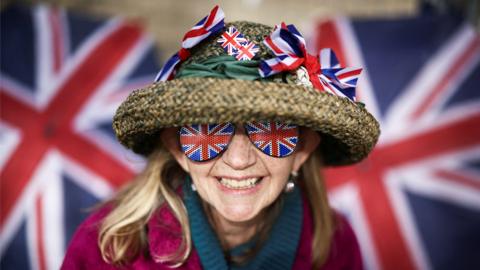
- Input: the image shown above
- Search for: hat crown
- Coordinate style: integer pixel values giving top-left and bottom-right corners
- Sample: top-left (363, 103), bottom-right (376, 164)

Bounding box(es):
top-left (179, 21), bottom-right (275, 69)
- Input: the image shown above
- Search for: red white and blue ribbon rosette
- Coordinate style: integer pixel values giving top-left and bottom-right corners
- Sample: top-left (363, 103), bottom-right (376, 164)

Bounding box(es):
top-left (154, 6), bottom-right (225, 82)
top-left (259, 23), bottom-right (362, 102)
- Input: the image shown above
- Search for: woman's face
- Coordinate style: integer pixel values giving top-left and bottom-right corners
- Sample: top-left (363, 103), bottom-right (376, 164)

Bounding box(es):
top-left (162, 124), bottom-right (320, 223)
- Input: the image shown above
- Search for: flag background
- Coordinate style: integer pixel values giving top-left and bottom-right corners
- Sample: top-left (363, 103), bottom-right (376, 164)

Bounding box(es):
top-left (1, 4), bottom-right (158, 269)
top-left (1, 1), bottom-right (479, 269)
top-left (315, 14), bottom-right (480, 270)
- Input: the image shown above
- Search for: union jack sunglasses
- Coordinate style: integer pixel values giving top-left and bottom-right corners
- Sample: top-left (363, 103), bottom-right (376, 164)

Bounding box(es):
top-left (179, 121), bottom-right (299, 162)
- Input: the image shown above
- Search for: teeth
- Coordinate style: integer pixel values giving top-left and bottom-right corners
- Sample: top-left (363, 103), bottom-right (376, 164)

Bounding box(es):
top-left (219, 177), bottom-right (260, 189)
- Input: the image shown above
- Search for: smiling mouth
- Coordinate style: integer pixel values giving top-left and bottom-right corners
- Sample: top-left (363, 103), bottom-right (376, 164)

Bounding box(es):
top-left (217, 177), bottom-right (263, 190)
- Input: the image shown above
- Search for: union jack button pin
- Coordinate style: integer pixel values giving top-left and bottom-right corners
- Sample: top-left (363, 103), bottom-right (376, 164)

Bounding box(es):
top-left (217, 26), bottom-right (259, 61)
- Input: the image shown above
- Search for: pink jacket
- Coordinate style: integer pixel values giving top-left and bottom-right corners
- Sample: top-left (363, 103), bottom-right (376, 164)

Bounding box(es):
top-left (62, 197), bottom-right (363, 269)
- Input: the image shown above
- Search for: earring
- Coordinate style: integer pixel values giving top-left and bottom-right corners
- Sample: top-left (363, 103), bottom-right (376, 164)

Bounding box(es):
top-left (285, 171), bottom-right (298, 193)
top-left (191, 183), bottom-right (197, 192)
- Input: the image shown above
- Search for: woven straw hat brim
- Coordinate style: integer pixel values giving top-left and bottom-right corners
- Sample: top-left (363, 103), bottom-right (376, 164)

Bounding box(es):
top-left (113, 77), bottom-right (380, 166)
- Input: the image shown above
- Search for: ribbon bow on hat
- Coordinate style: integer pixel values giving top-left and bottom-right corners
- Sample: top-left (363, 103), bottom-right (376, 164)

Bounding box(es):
top-left (259, 23), bottom-right (362, 102)
top-left (154, 6), bottom-right (225, 82)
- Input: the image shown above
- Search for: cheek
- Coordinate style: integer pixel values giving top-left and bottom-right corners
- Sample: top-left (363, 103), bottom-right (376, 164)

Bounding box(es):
top-left (186, 161), bottom-right (215, 193)
top-left (261, 155), bottom-right (295, 193)
top-left (264, 155), bottom-right (295, 179)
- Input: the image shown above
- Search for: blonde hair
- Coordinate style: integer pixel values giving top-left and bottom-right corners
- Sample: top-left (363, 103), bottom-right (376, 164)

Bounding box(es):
top-left (99, 147), bottom-right (334, 268)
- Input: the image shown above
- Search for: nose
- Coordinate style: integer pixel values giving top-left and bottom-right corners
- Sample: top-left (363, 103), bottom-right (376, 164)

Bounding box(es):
top-left (221, 125), bottom-right (256, 170)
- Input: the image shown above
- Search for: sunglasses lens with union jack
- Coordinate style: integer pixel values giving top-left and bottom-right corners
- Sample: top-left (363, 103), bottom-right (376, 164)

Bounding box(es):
top-left (179, 121), bottom-right (299, 162)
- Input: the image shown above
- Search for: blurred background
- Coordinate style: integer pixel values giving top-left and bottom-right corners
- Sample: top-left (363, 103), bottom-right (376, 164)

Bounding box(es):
top-left (1, 0), bottom-right (479, 269)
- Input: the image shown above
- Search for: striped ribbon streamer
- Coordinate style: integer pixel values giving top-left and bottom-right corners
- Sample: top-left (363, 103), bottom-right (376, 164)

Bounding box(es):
top-left (318, 48), bottom-right (362, 101)
top-left (259, 23), bottom-right (307, 78)
top-left (154, 5), bottom-right (225, 82)
top-left (259, 23), bottom-right (362, 101)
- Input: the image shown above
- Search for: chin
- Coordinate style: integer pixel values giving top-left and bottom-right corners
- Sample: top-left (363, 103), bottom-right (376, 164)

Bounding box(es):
top-left (217, 204), bottom-right (259, 223)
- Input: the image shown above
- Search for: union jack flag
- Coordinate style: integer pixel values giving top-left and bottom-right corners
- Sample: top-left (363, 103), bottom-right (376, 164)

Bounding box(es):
top-left (313, 14), bottom-right (480, 270)
top-left (0, 4), bottom-right (158, 269)
top-left (217, 26), bottom-right (259, 61)
top-left (179, 123), bottom-right (234, 162)
top-left (245, 121), bottom-right (298, 158)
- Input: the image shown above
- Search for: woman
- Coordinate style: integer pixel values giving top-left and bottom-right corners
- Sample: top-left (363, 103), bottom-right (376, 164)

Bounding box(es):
top-left (62, 6), bottom-right (380, 270)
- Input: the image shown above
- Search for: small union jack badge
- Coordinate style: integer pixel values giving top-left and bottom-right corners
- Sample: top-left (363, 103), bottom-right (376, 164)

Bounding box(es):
top-left (217, 26), bottom-right (259, 61)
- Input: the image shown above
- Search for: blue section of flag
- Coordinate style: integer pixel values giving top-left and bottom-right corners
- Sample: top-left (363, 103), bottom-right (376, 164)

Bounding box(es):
top-left (406, 192), bottom-right (480, 270)
top-left (127, 46), bottom-right (160, 81)
top-left (444, 62), bottom-right (480, 108)
top-left (62, 174), bottom-right (102, 246)
top-left (466, 159), bottom-right (480, 171)
top-left (97, 121), bottom-right (117, 139)
top-left (67, 12), bottom-right (105, 54)
top-left (0, 5), bottom-right (36, 90)
top-left (263, 144), bottom-right (272, 155)
top-left (189, 149), bottom-right (202, 161)
top-left (279, 143), bottom-right (290, 157)
top-left (0, 220), bottom-right (30, 270)
top-left (208, 148), bottom-right (218, 159)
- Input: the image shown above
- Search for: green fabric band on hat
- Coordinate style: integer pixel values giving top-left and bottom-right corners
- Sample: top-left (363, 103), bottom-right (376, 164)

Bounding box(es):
top-left (176, 55), bottom-right (262, 81)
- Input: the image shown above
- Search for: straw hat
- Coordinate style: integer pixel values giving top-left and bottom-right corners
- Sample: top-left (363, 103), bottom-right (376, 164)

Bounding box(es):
top-left (112, 20), bottom-right (380, 166)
